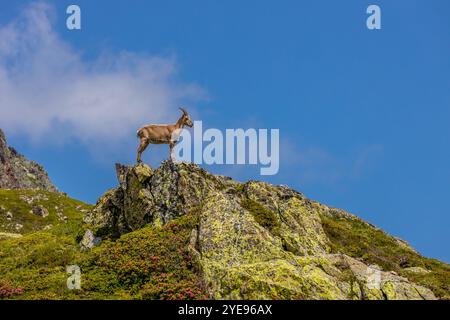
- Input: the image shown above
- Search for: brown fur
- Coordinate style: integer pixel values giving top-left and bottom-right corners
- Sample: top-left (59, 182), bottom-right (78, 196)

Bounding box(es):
top-left (136, 108), bottom-right (193, 163)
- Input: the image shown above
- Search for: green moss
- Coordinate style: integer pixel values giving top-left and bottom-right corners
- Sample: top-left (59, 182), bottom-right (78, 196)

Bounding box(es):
top-left (241, 198), bottom-right (280, 236)
top-left (402, 259), bottom-right (450, 299)
top-left (321, 214), bottom-right (450, 299)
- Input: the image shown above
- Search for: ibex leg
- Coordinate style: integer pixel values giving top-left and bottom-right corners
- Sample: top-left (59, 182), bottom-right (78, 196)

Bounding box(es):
top-left (170, 142), bottom-right (175, 162)
top-left (137, 139), bottom-right (150, 163)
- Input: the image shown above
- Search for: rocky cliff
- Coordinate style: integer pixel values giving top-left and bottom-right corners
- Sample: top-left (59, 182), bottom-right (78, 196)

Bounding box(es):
top-left (0, 129), bottom-right (56, 191)
top-left (82, 161), bottom-right (449, 300)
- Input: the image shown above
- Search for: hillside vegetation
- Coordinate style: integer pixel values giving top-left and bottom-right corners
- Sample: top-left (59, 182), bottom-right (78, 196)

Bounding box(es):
top-left (0, 162), bottom-right (449, 300)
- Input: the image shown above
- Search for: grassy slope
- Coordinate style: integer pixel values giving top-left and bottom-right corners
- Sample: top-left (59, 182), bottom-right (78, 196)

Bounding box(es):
top-left (1, 189), bottom-right (449, 300)
top-left (321, 213), bottom-right (450, 299)
top-left (0, 189), bottom-right (91, 235)
top-left (0, 190), bottom-right (206, 299)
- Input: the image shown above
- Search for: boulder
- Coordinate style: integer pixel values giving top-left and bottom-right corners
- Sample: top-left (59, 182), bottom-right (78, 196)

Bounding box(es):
top-left (31, 205), bottom-right (49, 218)
top-left (84, 161), bottom-right (437, 300)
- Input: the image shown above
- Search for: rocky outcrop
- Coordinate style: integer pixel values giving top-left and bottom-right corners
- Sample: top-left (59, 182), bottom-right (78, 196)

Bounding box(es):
top-left (31, 205), bottom-right (49, 218)
top-left (0, 128), bottom-right (56, 191)
top-left (79, 229), bottom-right (102, 250)
top-left (85, 161), bottom-right (437, 300)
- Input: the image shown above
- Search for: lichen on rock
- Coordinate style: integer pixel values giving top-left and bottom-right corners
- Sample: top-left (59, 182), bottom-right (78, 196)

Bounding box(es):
top-left (0, 128), bottom-right (57, 191)
top-left (83, 161), bottom-right (441, 300)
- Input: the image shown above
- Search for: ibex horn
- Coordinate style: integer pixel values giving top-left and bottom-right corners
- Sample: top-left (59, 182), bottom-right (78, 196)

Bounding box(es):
top-left (179, 107), bottom-right (188, 115)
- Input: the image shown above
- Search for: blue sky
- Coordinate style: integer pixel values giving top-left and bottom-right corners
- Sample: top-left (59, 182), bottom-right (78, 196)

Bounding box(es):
top-left (0, 1), bottom-right (449, 262)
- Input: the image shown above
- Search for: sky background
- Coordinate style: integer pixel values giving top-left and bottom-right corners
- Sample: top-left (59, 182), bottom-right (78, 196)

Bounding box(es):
top-left (0, 0), bottom-right (449, 262)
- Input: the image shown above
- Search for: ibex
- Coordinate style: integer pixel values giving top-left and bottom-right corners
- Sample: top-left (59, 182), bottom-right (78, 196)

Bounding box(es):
top-left (136, 107), bottom-right (193, 163)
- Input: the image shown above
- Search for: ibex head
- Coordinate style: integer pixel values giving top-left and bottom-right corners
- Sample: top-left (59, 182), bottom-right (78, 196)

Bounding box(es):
top-left (179, 107), bottom-right (193, 128)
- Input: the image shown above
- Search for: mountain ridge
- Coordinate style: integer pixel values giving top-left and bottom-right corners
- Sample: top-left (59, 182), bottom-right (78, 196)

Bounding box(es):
top-left (80, 161), bottom-right (449, 299)
top-left (0, 129), bottom-right (56, 192)
top-left (0, 136), bottom-right (448, 299)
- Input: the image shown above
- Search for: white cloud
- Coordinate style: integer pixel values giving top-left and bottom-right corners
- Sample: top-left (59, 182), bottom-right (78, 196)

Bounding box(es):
top-left (0, 2), bottom-right (205, 149)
